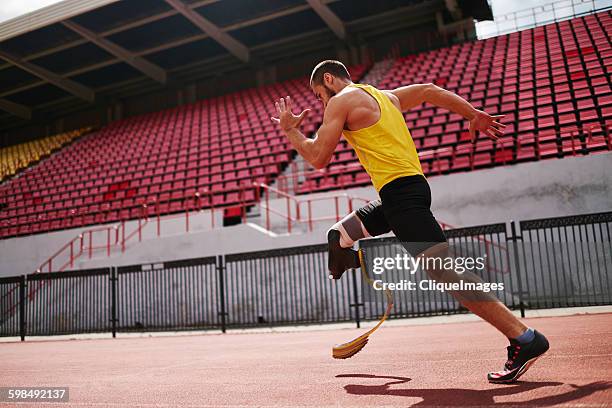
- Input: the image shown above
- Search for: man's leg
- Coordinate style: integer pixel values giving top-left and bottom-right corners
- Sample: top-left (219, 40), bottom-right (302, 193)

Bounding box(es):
top-left (419, 243), bottom-right (527, 339)
top-left (378, 175), bottom-right (549, 382)
top-left (327, 200), bottom-right (391, 279)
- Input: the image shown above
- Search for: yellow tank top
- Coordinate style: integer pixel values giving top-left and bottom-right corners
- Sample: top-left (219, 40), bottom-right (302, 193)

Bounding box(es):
top-left (342, 83), bottom-right (423, 192)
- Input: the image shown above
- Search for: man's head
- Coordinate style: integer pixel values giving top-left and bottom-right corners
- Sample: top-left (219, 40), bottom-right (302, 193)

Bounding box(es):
top-left (310, 60), bottom-right (351, 107)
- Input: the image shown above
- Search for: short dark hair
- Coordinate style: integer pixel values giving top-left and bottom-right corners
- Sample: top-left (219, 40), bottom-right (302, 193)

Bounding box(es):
top-left (310, 60), bottom-right (350, 86)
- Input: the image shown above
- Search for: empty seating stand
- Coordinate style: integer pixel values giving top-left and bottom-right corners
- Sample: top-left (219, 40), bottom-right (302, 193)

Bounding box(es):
top-left (0, 64), bottom-right (373, 239)
top-left (1, 8), bottom-right (611, 237)
top-left (297, 11), bottom-right (612, 194)
top-left (0, 128), bottom-right (90, 181)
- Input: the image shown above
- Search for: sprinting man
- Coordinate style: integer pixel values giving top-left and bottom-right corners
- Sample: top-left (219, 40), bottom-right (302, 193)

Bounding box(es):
top-left (271, 60), bottom-right (549, 383)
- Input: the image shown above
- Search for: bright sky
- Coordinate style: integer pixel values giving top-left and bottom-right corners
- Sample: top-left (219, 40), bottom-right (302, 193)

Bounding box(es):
top-left (0, 0), bottom-right (64, 23)
top-left (476, 0), bottom-right (612, 38)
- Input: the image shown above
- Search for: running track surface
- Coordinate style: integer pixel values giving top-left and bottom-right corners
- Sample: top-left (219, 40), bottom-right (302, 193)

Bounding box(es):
top-left (1, 313), bottom-right (611, 407)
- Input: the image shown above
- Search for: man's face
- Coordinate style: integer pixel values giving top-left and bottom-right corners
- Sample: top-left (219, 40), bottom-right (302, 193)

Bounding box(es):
top-left (311, 82), bottom-right (336, 109)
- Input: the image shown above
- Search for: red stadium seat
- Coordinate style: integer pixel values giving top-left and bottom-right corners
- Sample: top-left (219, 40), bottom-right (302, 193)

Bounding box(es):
top-left (2, 13), bottom-right (612, 238)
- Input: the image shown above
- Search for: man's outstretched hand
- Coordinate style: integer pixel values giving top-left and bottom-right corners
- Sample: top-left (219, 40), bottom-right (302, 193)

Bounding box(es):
top-left (468, 110), bottom-right (506, 143)
top-left (271, 96), bottom-right (310, 133)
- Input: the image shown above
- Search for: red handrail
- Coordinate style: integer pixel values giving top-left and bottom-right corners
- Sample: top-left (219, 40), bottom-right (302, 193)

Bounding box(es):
top-left (2, 205), bottom-right (150, 321)
top-left (256, 182), bottom-right (372, 233)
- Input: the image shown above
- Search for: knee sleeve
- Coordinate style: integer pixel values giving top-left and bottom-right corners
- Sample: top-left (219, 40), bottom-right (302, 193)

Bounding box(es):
top-left (327, 212), bottom-right (371, 248)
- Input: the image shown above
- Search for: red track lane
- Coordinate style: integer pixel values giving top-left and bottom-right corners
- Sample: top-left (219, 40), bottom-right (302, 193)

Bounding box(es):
top-left (1, 313), bottom-right (611, 407)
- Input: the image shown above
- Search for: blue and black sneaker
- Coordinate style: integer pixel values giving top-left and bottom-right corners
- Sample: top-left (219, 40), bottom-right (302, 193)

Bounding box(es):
top-left (488, 330), bottom-right (550, 383)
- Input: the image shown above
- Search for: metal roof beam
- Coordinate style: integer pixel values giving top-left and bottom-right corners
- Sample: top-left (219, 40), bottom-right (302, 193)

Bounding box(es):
top-left (0, 98), bottom-right (31, 120)
top-left (0, 1), bottom-right (442, 121)
top-left (0, 0), bottom-right (121, 43)
top-left (306, 0), bottom-right (346, 40)
top-left (444, 0), bottom-right (463, 20)
top-left (0, 0), bottom-right (427, 100)
top-left (0, 0), bottom-right (418, 99)
top-left (164, 0), bottom-right (249, 63)
top-left (0, 49), bottom-right (95, 102)
top-left (0, 0), bottom-right (341, 72)
top-left (61, 20), bottom-right (167, 84)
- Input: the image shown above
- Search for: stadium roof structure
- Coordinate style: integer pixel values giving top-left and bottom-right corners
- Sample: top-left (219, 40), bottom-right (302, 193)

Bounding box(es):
top-left (0, 0), bottom-right (492, 134)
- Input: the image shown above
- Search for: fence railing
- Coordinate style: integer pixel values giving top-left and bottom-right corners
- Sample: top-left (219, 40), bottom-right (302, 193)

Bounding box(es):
top-left (257, 182), bottom-right (373, 234)
top-left (1, 211), bottom-right (610, 340)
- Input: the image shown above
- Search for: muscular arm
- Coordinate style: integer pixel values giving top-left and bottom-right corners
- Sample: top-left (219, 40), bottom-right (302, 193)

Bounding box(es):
top-left (390, 83), bottom-right (477, 119)
top-left (281, 97), bottom-right (346, 169)
top-left (390, 83), bottom-right (505, 141)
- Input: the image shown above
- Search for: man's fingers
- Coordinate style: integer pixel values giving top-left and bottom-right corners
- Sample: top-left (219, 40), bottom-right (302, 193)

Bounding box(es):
top-left (275, 102), bottom-right (281, 115)
top-left (279, 97), bottom-right (286, 112)
top-left (483, 129), bottom-right (499, 140)
top-left (296, 109), bottom-right (311, 127)
top-left (469, 126), bottom-right (476, 143)
top-left (489, 126), bottom-right (504, 136)
top-left (298, 108), bottom-right (310, 119)
top-left (286, 95), bottom-right (292, 111)
top-left (271, 117), bottom-right (280, 124)
top-left (492, 121), bottom-right (506, 128)
top-left (492, 114), bottom-right (505, 120)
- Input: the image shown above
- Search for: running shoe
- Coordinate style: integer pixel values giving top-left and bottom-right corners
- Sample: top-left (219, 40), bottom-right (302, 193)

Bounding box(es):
top-left (488, 330), bottom-right (550, 383)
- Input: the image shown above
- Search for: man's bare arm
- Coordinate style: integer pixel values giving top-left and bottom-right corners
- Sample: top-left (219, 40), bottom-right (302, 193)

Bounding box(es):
top-left (390, 83), bottom-right (476, 117)
top-left (271, 96), bottom-right (345, 169)
top-left (390, 83), bottom-right (506, 141)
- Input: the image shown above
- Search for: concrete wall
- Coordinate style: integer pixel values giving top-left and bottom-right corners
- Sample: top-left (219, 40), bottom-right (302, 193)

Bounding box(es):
top-left (0, 208), bottom-right (222, 277)
top-left (428, 153), bottom-right (612, 227)
top-left (1, 153), bottom-right (611, 277)
top-left (264, 153), bottom-right (612, 231)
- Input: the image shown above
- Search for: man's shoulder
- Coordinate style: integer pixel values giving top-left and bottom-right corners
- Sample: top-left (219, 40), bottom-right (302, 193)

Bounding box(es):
top-left (335, 84), bottom-right (369, 102)
top-left (328, 89), bottom-right (355, 109)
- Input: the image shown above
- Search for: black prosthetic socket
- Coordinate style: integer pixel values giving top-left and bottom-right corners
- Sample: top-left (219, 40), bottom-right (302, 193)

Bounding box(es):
top-left (327, 229), bottom-right (360, 280)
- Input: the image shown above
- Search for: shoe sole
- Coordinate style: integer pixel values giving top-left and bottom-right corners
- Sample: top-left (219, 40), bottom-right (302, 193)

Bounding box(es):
top-left (488, 354), bottom-right (544, 384)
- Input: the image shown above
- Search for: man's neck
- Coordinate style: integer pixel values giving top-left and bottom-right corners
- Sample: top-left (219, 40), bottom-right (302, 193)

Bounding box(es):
top-left (335, 80), bottom-right (354, 94)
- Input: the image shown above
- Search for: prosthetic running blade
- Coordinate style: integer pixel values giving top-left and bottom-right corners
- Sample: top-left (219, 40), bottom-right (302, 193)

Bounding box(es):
top-left (332, 248), bottom-right (393, 359)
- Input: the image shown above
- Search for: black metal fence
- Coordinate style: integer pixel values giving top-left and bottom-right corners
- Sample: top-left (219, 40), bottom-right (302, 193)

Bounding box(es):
top-left (359, 223), bottom-right (515, 320)
top-left (517, 212), bottom-right (612, 308)
top-left (223, 244), bottom-right (355, 327)
top-left (117, 257), bottom-right (219, 332)
top-left (1, 211), bottom-right (610, 340)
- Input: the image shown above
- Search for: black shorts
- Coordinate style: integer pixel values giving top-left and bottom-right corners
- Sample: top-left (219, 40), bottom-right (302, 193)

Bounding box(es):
top-left (355, 174), bottom-right (447, 256)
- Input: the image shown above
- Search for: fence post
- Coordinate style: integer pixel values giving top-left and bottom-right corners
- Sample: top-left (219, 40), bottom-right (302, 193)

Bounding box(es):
top-left (110, 267), bottom-right (117, 338)
top-left (121, 221), bottom-right (125, 252)
top-left (265, 189), bottom-right (270, 231)
top-left (217, 255), bottom-right (227, 333)
top-left (156, 200), bottom-right (161, 236)
top-left (240, 182), bottom-right (247, 224)
top-left (509, 221), bottom-right (526, 318)
top-left (286, 197), bottom-right (292, 234)
top-left (185, 201), bottom-right (190, 233)
top-left (19, 275), bottom-right (26, 341)
top-left (350, 268), bottom-right (362, 329)
top-left (308, 201), bottom-right (313, 232)
top-left (334, 196), bottom-right (339, 222)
